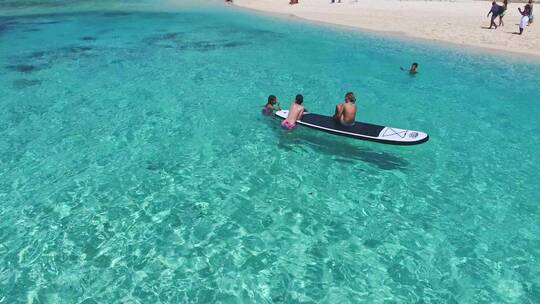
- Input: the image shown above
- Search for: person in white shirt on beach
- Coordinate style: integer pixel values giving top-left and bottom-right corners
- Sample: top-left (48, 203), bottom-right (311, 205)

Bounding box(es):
top-left (518, 4), bottom-right (532, 34)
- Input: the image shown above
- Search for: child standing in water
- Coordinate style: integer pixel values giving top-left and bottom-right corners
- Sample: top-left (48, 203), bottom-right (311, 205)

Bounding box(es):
top-left (262, 95), bottom-right (280, 116)
top-left (281, 94), bottom-right (305, 130)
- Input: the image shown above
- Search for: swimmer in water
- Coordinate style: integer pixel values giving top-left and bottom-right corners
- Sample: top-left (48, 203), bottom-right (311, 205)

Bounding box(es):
top-left (262, 95), bottom-right (280, 116)
top-left (281, 94), bottom-right (305, 130)
top-left (401, 62), bottom-right (418, 74)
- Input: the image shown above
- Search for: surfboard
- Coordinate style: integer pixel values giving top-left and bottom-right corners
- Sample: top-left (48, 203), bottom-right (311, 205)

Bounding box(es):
top-left (275, 110), bottom-right (429, 145)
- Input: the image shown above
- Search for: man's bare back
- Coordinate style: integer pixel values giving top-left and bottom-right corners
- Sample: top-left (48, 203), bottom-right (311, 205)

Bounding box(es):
top-left (285, 102), bottom-right (304, 124)
top-left (281, 94), bottom-right (305, 130)
top-left (334, 92), bottom-right (357, 126)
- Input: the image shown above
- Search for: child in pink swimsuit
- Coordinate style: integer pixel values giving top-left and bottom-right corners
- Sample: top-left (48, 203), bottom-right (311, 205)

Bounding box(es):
top-left (281, 94), bottom-right (305, 130)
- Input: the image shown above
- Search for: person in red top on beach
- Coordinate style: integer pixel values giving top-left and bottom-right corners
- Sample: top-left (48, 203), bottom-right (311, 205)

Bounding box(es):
top-left (289, 0), bottom-right (298, 5)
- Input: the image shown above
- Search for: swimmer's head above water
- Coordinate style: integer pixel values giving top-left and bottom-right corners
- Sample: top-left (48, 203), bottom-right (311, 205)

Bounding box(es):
top-left (267, 95), bottom-right (277, 105)
top-left (410, 62), bottom-right (418, 74)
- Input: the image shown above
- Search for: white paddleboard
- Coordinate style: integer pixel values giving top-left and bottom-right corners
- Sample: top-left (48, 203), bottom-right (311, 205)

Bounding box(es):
top-left (275, 110), bottom-right (429, 145)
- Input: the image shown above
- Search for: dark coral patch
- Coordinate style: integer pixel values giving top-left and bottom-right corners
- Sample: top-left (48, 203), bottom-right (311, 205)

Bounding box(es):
top-left (18, 44), bottom-right (96, 71)
top-left (68, 46), bottom-right (93, 52)
top-left (0, 20), bottom-right (18, 34)
top-left (363, 239), bottom-right (382, 248)
top-left (27, 20), bottom-right (64, 25)
top-left (56, 45), bottom-right (94, 57)
top-left (101, 11), bottom-right (132, 17)
top-left (0, 23), bottom-right (8, 33)
top-left (222, 41), bottom-right (250, 48)
top-left (13, 79), bottom-right (42, 89)
top-left (29, 51), bottom-right (46, 59)
top-left (80, 36), bottom-right (96, 41)
top-left (176, 40), bottom-right (250, 52)
top-left (143, 32), bottom-right (184, 46)
top-left (162, 33), bottom-right (180, 40)
top-left (6, 64), bottom-right (38, 73)
top-left (189, 41), bottom-right (219, 52)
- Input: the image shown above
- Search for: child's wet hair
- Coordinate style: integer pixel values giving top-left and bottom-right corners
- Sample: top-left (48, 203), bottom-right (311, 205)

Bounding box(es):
top-left (268, 95), bottom-right (276, 103)
top-left (412, 62), bottom-right (418, 67)
top-left (295, 94), bottom-right (303, 104)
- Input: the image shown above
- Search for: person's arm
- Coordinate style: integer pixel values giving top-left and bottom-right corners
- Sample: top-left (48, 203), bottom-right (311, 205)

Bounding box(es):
top-left (297, 108), bottom-right (305, 121)
top-left (277, 103), bottom-right (281, 111)
top-left (334, 104), bottom-right (343, 119)
top-left (518, 7), bottom-right (523, 15)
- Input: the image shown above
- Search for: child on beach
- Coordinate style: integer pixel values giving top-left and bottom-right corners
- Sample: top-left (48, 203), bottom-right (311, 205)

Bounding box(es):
top-left (262, 95), bottom-right (280, 116)
top-left (281, 94), bottom-right (304, 130)
top-left (518, 5), bottom-right (532, 34)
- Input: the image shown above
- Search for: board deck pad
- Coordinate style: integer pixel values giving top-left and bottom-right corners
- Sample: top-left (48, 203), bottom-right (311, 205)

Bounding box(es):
top-left (275, 110), bottom-right (429, 145)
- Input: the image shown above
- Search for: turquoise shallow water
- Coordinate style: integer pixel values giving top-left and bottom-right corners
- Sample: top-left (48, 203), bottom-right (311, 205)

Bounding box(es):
top-left (1, 3), bottom-right (540, 303)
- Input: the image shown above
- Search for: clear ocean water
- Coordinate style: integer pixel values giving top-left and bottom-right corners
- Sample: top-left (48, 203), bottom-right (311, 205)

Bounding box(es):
top-left (1, 1), bottom-right (540, 303)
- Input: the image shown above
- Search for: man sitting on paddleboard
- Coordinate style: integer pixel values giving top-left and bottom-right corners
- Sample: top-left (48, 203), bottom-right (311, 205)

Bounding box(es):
top-left (281, 94), bottom-right (305, 130)
top-left (333, 92), bottom-right (356, 127)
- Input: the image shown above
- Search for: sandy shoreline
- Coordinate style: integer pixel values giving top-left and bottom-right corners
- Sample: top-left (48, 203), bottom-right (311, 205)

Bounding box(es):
top-left (232, 0), bottom-right (539, 58)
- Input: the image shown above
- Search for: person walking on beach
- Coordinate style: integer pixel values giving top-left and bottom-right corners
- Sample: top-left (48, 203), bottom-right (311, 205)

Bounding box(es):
top-left (498, 0), bottom-right (508, 27)
top-left (529, 0), bottom-right (535, 24)
top-left (330, 0), bottom-right (342, 3)
top-left (518, 4), bottom-right (532, 34)
top-left (333, 92), bottom-right (357, 127)
top-left (487, 1), bottom-right (503, 29)
top-left (281, 94), bottom-right (304, 130)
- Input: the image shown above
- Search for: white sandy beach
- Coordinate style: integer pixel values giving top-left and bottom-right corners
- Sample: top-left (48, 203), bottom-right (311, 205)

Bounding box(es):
top-left (232, 0), bottom-right (539, 57)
